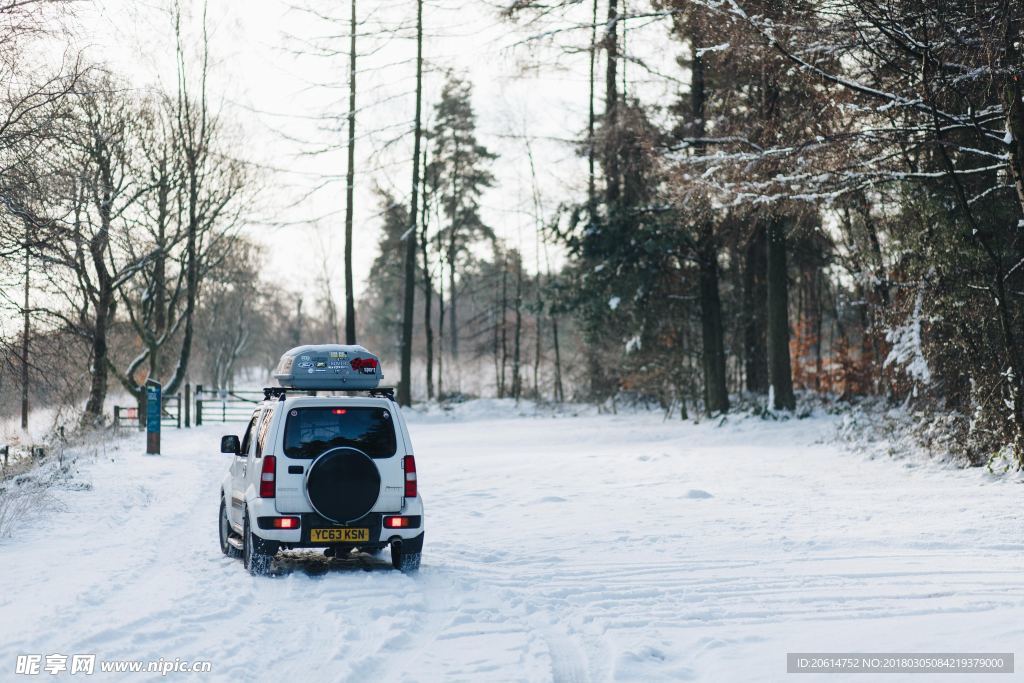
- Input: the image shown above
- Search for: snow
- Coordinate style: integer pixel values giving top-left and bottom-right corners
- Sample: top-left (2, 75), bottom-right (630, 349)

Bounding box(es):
top-left (884, 286), bottom-right (932, 384)
top-left (2, 404), bottom-right (1024, 681)
top-left (695, 42), bottom-right (730, 58)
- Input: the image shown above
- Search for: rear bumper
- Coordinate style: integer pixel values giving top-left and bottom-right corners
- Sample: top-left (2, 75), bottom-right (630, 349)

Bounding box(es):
top-left (253, 505), bottom-right (424, 548)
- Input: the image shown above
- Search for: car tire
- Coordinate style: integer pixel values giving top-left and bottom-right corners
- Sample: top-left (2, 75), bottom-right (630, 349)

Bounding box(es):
top-left (390, 541), bottom-right (421, 573)
top-left (219, 497), bottom-right (241, 558)
top-left (243, 511), bottom-right (275, 576)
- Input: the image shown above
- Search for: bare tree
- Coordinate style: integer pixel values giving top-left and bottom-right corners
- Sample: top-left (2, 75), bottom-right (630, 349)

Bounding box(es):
top-left (0, 0), bottom-right (84, 428)
top-left (398, 0), bottom-right (424, 406)
top-left (36, 76), bottom-right (159, 423)
top-left (343, 0), bottom-right (358, 344)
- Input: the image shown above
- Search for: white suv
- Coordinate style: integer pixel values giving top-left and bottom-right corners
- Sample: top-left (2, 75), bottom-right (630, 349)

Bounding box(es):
top-left (216, 346), bottom-right (424, 576)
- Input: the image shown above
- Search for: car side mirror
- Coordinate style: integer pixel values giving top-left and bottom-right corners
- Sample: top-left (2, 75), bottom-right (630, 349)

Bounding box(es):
top-left (220, 435), bottom-right (241, 455)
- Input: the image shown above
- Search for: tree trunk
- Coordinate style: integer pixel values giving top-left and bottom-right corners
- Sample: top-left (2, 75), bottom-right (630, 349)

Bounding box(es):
top-left (767, 217), bottom-right (796, 410)
top-left (551, 313), bottom-right (564, 402)
top-left (151, 161), bottom-right (169, 381)
top-left (448, 232), bottom-right (458, 360)
top-left (1003, 15), bottom-right (1024, 217)
top-left (20, 229), bottom-right (29, 430)
top-left (743, 223), bottom-right (768, 393)
top-left (437, 246), bottom-right (445, 399)
top-left (163, 158), bottom-right (199, 400)
top-left (420, 151), bottom-right (434, 400)
top-left (499, 256), bottom-right (508, 398)
top-left (603, 0), bottom-right (620, 207)
top-left (587, 0), bottom-right (598, 216)
top-left (135, 391), bottom-right (146, 432)
top-left (343, 0), bottom-right (358, 344)
top-left (511, 255), bottom-right (523, 400)
top-left (698, 235), bottom-right (729, 414)
top-left (163, 8), bottom-right (213, 401)
top-left (532, 287), bottom-right (541, 399)
top-left (813, 267), bottom-right (823, 391)
top-left (293, 296), bottom-right (303, 346)
top-left (493, 269), bottom-right (501, 395)
top-left (85, 185), bottom-right (115, 421)
top-left (688, 32), bottom-right (726, 415)
top-left (85, 291), bottom-right (112, 419)
top-left (398, 0), bottom-right (423, 406)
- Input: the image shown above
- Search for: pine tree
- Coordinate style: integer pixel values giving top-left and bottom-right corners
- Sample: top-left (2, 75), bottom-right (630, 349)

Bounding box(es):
top-left (364, 191), bottom-right (413, 360)
top-left (426, 74), bottom-right (497, 363)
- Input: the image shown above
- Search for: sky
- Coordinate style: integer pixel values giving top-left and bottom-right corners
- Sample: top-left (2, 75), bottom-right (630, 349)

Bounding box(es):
top-left (71, 0), bottom-right (685, 309)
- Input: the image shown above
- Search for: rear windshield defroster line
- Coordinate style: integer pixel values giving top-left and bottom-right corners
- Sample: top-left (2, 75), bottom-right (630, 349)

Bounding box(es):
top-left (283, 407), bottom-right (397, 459)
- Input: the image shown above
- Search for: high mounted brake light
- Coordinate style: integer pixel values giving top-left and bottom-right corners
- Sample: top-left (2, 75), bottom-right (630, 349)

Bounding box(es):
top-left (259, 456), bottom-right (276, 498)
top-left (403, 455), bottom-right (417, 498)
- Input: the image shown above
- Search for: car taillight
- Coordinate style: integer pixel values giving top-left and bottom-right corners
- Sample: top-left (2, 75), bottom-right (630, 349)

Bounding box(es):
top-left (272, 516), bottom-right (299, 529)
top-left (351, 358), bottom-right (378, 374)
top-left (384, 516), bottom-right (411, 528)
top-left (403, 455), bottom-right (417, 498)
top-left (259, 455), bottom-right (276, 498)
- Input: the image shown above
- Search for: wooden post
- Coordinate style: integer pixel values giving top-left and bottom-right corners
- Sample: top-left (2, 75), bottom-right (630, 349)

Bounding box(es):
top-left (184, 383), bottom-right (191, 428)
top-left (196, 384), bottom-right (203, 426)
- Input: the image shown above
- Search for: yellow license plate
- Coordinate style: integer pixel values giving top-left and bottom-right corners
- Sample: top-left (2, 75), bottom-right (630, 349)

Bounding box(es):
top-left (310, 528), bottom-right (369, 543)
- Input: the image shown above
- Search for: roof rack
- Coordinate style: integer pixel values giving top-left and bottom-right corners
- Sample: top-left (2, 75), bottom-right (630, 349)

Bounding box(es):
top-left (262, 386), bottom-right (396, 401)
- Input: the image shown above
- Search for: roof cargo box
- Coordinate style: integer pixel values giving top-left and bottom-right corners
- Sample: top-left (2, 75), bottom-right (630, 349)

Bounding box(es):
top-left (272, 344), bottom-right (383, 390)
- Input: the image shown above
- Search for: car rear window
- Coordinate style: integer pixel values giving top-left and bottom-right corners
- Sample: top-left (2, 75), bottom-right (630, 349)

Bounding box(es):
top-left (283, 407), bottom-right (396, 459)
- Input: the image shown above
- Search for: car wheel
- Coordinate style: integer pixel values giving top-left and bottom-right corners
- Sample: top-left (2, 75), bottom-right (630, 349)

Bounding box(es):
top-left (219, 497), bottom-right (241, 558)
top-left (390, 541), bottom-right (421, 573)
top-left (243, 511), bottom-right (275, 576)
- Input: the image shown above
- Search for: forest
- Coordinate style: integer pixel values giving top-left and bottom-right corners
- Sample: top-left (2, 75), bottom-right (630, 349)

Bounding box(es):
top-left (0, 0), bottom-right (1022, 469)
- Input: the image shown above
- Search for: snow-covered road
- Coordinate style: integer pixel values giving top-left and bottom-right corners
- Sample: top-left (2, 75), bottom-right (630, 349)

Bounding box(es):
top-left (2, 405), bottom-right (1023, 682)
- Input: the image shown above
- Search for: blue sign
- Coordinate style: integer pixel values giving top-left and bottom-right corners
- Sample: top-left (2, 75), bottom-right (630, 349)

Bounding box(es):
top-left (146, 380), bottom-right (161, 454)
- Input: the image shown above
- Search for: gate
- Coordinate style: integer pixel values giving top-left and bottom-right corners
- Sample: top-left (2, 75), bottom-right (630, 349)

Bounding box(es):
top-left (194, 385), bottom-right (263, 425)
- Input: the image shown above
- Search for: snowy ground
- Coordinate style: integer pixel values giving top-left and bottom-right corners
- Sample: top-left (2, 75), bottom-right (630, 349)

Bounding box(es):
top-left (2, 403), bottom-right (1023, 682)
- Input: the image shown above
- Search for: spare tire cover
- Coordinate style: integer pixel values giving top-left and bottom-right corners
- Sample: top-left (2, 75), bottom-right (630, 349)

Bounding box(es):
top-left (305, 447), bottom-right (381, 524)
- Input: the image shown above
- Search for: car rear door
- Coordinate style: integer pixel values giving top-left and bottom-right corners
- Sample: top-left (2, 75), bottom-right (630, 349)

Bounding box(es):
top-left (230, 410), bottom-right (259, 525)
top-left (274, 399), bottom-right (406, 515)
